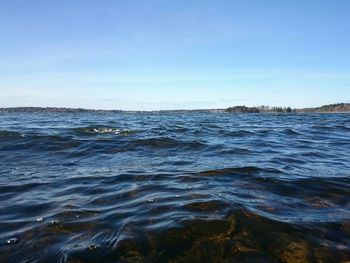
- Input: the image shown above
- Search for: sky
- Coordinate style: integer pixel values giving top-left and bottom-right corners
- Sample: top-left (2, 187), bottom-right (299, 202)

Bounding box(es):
top-left (0, 0), bottom-right (349, 110)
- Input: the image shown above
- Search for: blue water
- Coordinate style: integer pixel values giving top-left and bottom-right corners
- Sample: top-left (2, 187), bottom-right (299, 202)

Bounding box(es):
top-left (0, 112), bottom-right (349, 262)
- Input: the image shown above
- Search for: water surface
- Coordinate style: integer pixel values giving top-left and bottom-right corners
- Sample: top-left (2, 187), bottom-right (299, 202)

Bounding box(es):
top-left (0, 112), bottom-right (349, 262)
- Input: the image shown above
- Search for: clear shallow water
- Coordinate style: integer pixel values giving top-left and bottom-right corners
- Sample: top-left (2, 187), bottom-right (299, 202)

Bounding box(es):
top-left (0, 112), bottom-right (349, 262)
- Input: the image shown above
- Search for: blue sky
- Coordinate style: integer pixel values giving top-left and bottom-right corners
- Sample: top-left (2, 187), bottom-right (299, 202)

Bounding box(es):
top-left (0, 0), bottom-right (349, 110)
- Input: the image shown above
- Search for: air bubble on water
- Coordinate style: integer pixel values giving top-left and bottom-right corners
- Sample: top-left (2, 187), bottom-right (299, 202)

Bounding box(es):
top-left (50, 220), bottom-right (59, 225)
top-left (6, 238), bottom-right (18, 245)
top-left (36, 217), bottom-right (44, 222)
top-left (88, 244), bottom-right (98, 251)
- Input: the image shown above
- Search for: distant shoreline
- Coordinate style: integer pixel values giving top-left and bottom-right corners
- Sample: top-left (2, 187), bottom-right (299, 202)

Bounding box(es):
top-left (0, 103), bottom-right (349, 113)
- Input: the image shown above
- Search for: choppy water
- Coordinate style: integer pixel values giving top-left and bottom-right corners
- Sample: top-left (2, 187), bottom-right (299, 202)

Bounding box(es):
top-left (0, 112), bottom-right (350, 262)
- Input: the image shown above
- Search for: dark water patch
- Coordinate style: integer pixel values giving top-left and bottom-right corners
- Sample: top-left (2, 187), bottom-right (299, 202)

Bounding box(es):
top-left (0, 130), bottom-right (24, 138)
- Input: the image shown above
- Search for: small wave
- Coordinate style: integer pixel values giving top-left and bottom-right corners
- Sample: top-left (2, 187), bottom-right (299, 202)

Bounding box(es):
top-left (282, 128), bottom-right (301, 135)
top-left (74, 126), bottom-right (133, 136)
top-left (198, 166), bottom-right (260, 176)
top-left (219, 147), bottom-right (252, 155)
top-left (133, 137), bottom-right (206, 150)
top-left (221, 129), bottom-right (255, 137)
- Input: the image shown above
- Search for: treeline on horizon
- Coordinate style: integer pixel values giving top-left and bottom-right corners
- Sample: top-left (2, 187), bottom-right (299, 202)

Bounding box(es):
top-left (299, 103), bottom-right (350, 113)
top-left (0, 103), bottom-right (349, 113)
top-left (226, 103), bottom-right (350, 113)
top-left (225, 105), bottom-right (293, 113)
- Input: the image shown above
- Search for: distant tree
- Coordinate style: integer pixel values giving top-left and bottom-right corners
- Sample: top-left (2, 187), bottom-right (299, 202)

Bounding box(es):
top-left (226, 106), bottom-right (260, 113)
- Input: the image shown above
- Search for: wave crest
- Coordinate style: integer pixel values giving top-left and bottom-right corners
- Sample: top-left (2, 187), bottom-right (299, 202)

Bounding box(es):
top-left (74, 126), bottom-right (133, 136)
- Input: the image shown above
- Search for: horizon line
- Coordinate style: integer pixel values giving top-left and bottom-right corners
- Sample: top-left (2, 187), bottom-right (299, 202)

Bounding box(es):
top-left (1, 102), bottom-right (349, 112)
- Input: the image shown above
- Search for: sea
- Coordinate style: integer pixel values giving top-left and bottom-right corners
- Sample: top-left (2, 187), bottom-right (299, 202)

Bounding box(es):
top-left (0, 112), bottom-right (349, 262)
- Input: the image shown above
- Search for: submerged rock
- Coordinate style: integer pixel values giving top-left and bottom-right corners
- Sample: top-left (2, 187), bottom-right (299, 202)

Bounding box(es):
top-left (314, 247), bottom-right (335, 263)
top-left (281, 241), bottom-right (309, 263)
